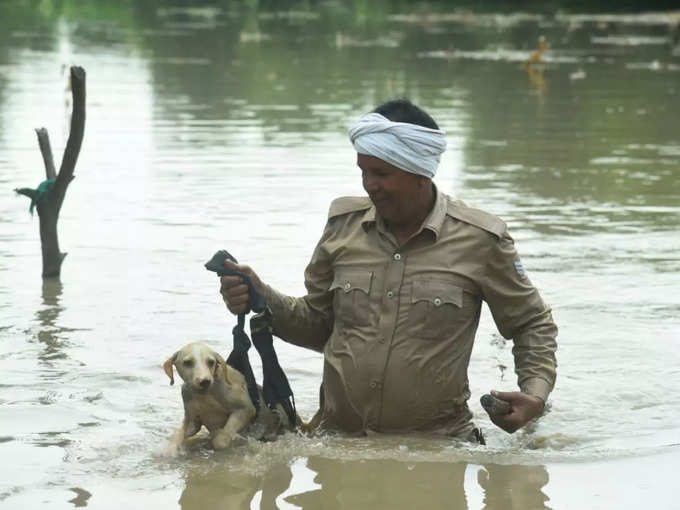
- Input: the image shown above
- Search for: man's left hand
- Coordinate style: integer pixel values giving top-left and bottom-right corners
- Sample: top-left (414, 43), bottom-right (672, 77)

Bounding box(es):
top-left (484, 390), bottom-right (544, 433)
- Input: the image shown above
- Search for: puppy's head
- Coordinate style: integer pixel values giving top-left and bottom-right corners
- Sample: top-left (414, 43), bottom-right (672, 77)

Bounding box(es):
top-left (163, 342), bottom-right (230, 391)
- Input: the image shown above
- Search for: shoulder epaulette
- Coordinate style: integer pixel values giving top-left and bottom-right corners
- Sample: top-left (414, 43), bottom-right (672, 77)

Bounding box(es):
top-left (328, 196), bottom-right (373, 219)
top-left (446, 198), bottom-right (507, 239)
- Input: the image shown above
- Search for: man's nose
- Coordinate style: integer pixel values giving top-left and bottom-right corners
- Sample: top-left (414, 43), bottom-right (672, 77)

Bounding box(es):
top-left (362, 172), bottom-right (379, 193)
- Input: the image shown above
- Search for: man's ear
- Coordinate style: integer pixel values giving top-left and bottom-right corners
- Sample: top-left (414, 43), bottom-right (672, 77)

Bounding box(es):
top-left (163, 352), bottom-right (178, 385)
top-left (213, 351), bottom-right (231, 385)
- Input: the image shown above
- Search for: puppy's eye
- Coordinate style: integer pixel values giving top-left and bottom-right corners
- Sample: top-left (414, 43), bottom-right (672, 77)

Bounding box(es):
top-left (182, 359), bottom-right (194, 368)
top-left (207, 359), bottom-right (215, 367)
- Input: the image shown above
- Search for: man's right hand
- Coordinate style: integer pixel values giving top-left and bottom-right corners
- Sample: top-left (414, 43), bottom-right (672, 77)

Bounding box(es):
top-left (484, 390), bottom-right (545, 434)
top-left (219, 260), bottom-right (265, 315)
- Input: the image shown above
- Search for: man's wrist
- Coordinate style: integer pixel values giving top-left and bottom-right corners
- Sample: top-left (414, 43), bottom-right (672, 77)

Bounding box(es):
top-left (520, 378), bottom-right (552, 403)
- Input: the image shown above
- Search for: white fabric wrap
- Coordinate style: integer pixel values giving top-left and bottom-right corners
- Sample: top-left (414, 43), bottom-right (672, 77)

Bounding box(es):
top-left (348, 112), bottom-right (447, 178)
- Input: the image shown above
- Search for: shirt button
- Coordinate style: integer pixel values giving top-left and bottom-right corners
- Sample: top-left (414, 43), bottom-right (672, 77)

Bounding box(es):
top-left (393, 253), bottom-right (402, 261)
top-left (387, 291), bottom-right (394, 298)
top-left (378, 336), bottom-right (385, 344)
top-left (369, 381), bottom-right (377, 388)
top-left (344, 282), bottom-right (351, 291)
top-left (433, 297), bottom-right (442, 306)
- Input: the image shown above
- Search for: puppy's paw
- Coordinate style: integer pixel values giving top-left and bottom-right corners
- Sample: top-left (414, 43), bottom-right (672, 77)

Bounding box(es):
top-left (212, 431), bottom-right (235, 450)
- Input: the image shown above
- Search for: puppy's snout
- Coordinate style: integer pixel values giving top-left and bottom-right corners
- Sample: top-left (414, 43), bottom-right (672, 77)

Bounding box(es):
top-left (199, 378), bottom-right (211, 390)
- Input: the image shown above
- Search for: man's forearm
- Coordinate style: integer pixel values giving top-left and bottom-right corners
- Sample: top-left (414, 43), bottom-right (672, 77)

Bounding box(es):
top-left (512, 316), bottom-right (558, 402)
top-left (264, 285), bottom-right (332, 353)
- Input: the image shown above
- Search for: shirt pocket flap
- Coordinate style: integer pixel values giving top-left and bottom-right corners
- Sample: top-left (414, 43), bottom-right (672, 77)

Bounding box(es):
top-left (411, 280), bottom-right (463, 308)
top-left (330, 270), bottom-right (373, 295)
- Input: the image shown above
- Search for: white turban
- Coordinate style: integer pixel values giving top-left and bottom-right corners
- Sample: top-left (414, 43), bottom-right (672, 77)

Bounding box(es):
top-left (348, 112), bottom-right (447, 179)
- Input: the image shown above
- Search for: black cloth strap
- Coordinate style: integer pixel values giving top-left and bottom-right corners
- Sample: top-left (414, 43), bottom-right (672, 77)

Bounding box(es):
top-left (251, 308), bottom-right (296, 426)
top-left (226, 313), bottom-right (260, 412)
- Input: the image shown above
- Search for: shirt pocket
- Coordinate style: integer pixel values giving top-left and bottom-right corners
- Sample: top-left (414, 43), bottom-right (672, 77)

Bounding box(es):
top-left (330, 270), bottom-right (374, 329)
top-left (408, 280), bottom-right (464, 339)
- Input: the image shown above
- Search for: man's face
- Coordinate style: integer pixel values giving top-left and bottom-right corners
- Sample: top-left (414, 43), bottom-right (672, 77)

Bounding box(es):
top-left (357, 153), bottom-right (426, 225)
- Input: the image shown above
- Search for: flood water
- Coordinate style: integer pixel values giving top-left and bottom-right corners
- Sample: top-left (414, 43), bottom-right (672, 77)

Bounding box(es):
top-left (1, 2), bottom-right (679, 509)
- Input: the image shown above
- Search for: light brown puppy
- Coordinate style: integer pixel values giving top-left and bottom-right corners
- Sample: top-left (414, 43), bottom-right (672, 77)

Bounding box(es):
top-left (162, 342), bottom-right (256, 457)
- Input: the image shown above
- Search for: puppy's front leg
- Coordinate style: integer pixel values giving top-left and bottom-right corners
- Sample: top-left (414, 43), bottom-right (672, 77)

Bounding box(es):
top-left (163, 387), bottom-right (202, 457)
top-left (163, 416), bottom-right (202, 457)
top-left (163, 421), bottom-right (188, 457)
top-left (212, 408), bottom-right (254, 450)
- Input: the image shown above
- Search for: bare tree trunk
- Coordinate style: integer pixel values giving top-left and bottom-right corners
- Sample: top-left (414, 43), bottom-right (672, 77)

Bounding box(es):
top-left (14, 66), bottom-right (86, 278)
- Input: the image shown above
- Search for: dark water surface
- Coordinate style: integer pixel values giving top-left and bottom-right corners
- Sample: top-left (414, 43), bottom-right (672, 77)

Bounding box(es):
top-left (1, 2), bottom-right (679, 509)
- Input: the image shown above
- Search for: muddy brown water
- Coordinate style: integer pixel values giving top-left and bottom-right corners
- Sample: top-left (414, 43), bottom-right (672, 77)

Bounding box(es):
top-left (1, 3), bottom-right (679, 509)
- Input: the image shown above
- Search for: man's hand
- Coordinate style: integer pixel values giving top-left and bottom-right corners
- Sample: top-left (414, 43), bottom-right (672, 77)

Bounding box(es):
top-left (484, 390), bottom-right (545, 434)
top-left (219, 260), bottom-right (265, 315)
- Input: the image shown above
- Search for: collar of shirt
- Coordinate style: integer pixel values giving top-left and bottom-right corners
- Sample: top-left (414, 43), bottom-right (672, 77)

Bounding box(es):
top-left (360, 184), bottom-right (448, 242)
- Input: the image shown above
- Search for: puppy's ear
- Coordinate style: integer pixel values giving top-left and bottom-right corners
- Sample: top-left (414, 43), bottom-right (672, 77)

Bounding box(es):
top-left (213, 352), bottom-right (231, 385)
top-left (163, 352), bottom-right (178, 385)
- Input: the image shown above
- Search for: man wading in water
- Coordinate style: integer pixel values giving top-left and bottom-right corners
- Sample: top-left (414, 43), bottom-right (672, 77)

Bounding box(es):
top-left (220, 99), bottom-right (557, 442)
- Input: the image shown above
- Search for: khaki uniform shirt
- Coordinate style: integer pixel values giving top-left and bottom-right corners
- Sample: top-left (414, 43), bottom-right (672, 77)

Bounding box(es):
top-left (265, 188), bottom-right (557, 436)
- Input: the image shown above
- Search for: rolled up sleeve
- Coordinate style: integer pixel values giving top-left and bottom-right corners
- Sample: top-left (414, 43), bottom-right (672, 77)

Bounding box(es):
top-left (480, 229), bottom-right (558, 402)
top-left (264, 222), bottom-right (336, 353)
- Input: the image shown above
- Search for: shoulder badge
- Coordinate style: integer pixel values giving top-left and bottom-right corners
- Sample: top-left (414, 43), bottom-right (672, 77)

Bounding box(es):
top-left (514, 259), bottom-right (528, 279)
top-left (328, 196), bottom-right (373, 219)
top-left (446, 198), bottom-right (507, 239)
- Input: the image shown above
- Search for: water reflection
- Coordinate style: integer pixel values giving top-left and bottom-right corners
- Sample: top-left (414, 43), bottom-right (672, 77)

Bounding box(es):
top-left (178, 455), bottom-right (550, 510)
top-left (478, 464), bottom-right (550, 510)
top-left (286, 457), bottom-right (468, 509)
top-left (179, 460), bottom-right (291, 510)
top-left (36, 278), bottom-right (66, 361)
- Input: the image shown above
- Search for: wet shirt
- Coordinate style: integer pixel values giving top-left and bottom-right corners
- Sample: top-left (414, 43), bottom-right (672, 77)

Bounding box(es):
top-left (265, 188), bottom-right (557, 436)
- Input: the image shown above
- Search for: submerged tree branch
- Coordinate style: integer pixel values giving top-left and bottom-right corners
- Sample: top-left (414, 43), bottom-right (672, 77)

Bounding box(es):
top-left (35, 128), bottom-right (57, 180)
top-left (14, 65), bottom-right (87, 278)
top-left (54, 66), bottom-right (86, 214)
